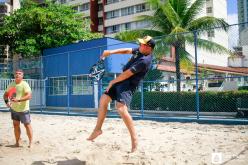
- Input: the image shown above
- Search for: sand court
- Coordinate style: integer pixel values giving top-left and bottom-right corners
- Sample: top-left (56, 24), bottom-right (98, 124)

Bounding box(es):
top-left (0, 112), bottom-right (248, 165)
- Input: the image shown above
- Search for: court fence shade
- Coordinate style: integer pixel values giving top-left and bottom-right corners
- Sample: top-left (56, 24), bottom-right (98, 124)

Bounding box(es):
top-left (0, 22), bottom-right (248, 123)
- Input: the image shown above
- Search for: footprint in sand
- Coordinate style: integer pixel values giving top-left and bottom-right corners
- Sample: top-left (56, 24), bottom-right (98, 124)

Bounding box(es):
top-left (73, 149), bottom-right (81, 153)
top-left (111, 143), bottom-right (121, 150)
top-left (77, 130), bottom-right (87, 133)
top-left (95, 142), bottom-right (107, 148)
top-left (107, 127), bottom-right (115, 131)
top-left (68, 137), bottom-right (76, 140)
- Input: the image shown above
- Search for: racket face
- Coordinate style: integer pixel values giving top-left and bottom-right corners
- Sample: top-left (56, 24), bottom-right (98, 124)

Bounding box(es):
top-left (89, 59), bottom-right (105, 81)
top-left (7, 87), bottom-right (16, 99)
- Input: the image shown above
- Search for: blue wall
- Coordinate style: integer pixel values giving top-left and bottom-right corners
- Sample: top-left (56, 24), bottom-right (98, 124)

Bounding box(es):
top-left (105, 38), bottom-right (138, 73)
top-left (42, 37), bottom-right (138, 109)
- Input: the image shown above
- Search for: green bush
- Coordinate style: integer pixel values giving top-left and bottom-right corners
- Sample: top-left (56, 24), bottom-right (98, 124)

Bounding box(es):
top-left (130, 91), bottom-right (248, 112)
top-left (238, 86), bottom-right (248, 91)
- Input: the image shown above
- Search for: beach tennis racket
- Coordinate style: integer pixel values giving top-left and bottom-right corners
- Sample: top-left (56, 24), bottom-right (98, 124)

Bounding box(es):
top-left (89, 58), bottom-right (105, 81)
top-left (5, 87), bottom-right (16, 106)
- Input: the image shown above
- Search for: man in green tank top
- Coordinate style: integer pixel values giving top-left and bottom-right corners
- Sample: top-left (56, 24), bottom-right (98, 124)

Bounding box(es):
top-left (3, 69), bottom-right (33, 148)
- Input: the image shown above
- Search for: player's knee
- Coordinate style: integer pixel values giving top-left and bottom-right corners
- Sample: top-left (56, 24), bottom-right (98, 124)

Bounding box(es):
top-left (13, 122), bottom-right (20, 128)
top-left (99, 101), bottom-right (108, 109)
top-left (116, 102), bottom-right (126, 114)
top-left (24, 123), bottom-right (31, 128)
top-left (99, 95), bottom-right (111, 108)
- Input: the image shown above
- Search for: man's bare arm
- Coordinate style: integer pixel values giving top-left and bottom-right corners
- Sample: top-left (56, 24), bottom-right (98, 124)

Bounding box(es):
top-left (101, 48), bottom-right (133, 59)
top-left (11, 92), bottom-right (32, 102)
top-left (111, 69), bottom-right (134, 84)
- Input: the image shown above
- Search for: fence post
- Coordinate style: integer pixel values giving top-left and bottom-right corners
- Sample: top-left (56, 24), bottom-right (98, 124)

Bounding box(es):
top-left (67, 53), bottom-right (70, 115)
top-left (194, 31), bottom-right (200, 119)
top-left (40, 56), bottom-right (43, 113)
top-left (141, 81), bottom-right (144, 119)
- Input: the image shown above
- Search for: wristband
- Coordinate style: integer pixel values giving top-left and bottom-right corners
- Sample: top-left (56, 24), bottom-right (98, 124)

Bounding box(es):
top-left (4, 99), bottom-right (9, 104)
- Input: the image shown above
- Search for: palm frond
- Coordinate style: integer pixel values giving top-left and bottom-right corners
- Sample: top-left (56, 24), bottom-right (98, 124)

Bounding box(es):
top-left (160, 0), bottom-right (181, 27)
top-left (187, 16), bottom-right (229, 31)
top-left (182, 0), bottom-right (205, 28)
top-left (169, 0), bottom-right (190, 18)
top-left (185, 35), bottom-right (232, 55)
top-left (178, 49), bottom-right (194, 74)
top-left (145, 0), bottom-right (160, 8)
top-left (171, 26), bottom-right (188, 34)
top-left (136, 14), bottom-right (168, 33)
top-left (114, 29), bottom-right (163, 42)
top-left (151, 8), bottom-right (173, 33)
top-left (153, 37), bottom-right (172, 60)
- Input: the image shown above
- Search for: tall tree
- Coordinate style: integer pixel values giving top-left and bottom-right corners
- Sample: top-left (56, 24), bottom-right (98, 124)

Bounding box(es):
top-left (0, 0), bottom-right (102, 57)
top-left (115, 0), bottom-right (230, 91)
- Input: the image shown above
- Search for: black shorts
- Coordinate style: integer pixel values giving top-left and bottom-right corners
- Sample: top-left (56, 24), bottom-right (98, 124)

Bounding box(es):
top-left (11, 109), bottom-right (31, 124)
top-left (104, 81), bottom-right (135, 107)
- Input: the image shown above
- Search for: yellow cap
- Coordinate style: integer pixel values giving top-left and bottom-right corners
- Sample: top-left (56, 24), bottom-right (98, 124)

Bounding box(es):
top-left (138, 36), bottom-right (156, 48)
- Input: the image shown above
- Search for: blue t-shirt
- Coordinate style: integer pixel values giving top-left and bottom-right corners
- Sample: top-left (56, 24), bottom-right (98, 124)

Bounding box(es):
top-left (122, 48), bottom-right (152, 88)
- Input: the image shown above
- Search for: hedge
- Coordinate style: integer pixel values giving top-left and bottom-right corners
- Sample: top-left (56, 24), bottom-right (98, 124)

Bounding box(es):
top-left (238, 86), bottom-right (248, 91)
top-left (130, 91), bottom-right (248, 112)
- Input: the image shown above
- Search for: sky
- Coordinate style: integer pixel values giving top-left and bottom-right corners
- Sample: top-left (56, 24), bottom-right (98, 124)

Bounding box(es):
top-left (227, 0), bottom-right (239, 48)
top-left (227, 0), bottom-right (238, 24)
top-left (227, 0), bottom-right (238, 14)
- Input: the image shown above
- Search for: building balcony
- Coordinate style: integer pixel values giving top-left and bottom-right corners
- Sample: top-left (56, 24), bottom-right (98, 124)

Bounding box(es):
top-left (98, 11), bottom-right (102, 17)
top-left (104, 10), bottom-right (153, 27)
top-left (104, 0), bottom-right (146, 12)
top-left (98, 25), bottom-right (103, 31)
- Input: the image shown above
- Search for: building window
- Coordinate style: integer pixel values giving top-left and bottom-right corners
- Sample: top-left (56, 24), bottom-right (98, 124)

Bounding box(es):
top-left (124, 23), bottom-right (131, 30)
top-left (136, 20), bottom-right (150, 29)
top-left (72, 75), bottom-right (93, 95)
top-left (98, 4), bottom-right (103, 11)
top-left (106, 25), bottom-right (120, 34)
top-left (60, 0), bottom-right (66, 4)
top-left (98, 17), bottom-right (103, 25)
top-left (72, 6), bottom-right (78, 12)
top-left (49, 77), bottom-right (67, 95)
top-left (106, 0), bottom-right (119, 5)
top-left (121, 6), bottom-right (134, 16)
top-left (207, 30), bottom-right (215, 37)
top-left (106, 10), bottom-right (119, 19)
top-left (79, 3), bottom-right (89, 12)
top-left (136, 3), bottom-right (150, 13)
top-left (206, 7), bottom-right (212, 13)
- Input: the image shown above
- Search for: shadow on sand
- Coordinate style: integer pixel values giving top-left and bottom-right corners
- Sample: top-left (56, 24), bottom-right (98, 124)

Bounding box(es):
top-left (32, 158), bottom-right (86, 165)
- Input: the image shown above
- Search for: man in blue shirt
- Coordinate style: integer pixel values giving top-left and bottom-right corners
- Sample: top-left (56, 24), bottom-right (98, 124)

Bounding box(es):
top-left (87, 36), bottom-right (155, 152)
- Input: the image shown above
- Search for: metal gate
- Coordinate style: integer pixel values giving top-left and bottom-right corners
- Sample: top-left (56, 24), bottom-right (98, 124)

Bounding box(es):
top-left (0, 79), bottom-right (46, 110)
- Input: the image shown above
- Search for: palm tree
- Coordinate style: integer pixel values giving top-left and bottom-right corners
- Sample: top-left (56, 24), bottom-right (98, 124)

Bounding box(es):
top-left (115, 0), bottom-right (230, 91)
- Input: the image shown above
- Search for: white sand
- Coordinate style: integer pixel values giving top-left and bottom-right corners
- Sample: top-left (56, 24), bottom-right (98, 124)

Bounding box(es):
top-left (0, 112), bottom-right (248, 165)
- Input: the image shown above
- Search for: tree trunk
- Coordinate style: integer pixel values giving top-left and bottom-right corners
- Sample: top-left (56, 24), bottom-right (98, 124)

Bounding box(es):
top-left (175, 44), bottom-right (181, 92)
top-left (12, 53), bottom-right (21, 72)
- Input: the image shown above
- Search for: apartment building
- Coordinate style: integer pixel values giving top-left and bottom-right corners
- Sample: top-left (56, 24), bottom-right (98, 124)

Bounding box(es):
top-left (184, 0), bottom-right (229, 66)
top-left (228, 0), bottom-right (248, 68)
top-left (55, 1), bottom-right (227, 38)
top-left (238, 0), bottom-right (248, 33)
top-left (54, 0), bottom-right (153, 36)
